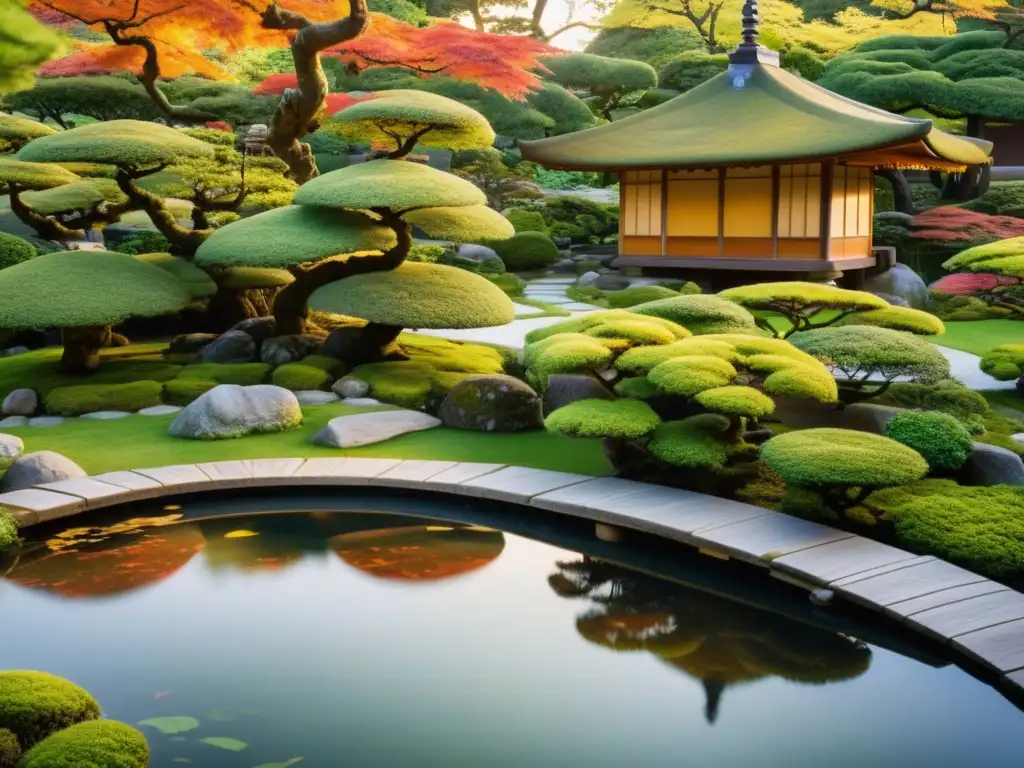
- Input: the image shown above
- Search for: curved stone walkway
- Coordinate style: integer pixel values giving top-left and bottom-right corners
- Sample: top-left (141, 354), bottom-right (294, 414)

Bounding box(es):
top-left (0, 457), bottom-right (1020, 701)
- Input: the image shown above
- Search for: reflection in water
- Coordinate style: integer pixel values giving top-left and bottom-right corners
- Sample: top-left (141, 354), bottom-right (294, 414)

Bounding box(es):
top-left (550, 557), bottom-right (873, 723)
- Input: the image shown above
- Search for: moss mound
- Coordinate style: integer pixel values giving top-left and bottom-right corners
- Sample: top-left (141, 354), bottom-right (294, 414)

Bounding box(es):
top-left (272, 363), bottom-right (333, 391)
top-left (0, 509), bottom-right (17, 552)
top-left (648, 414), bottom-right (735, 469)
top-left (16, 120), bottom-right (213, 168)
top-left (980, 344), bottom-right (1024, 381)
top-left (43, 381), bottom-right (163, 417)
top-left (163, 378), bottom-right (216, 406)
top-left (603, 285), bottom-right (679, 308)
top-left (175, 363), bottom-right (270, 385)
top-left (20, 720), bottom-right (149, 768)
top-left (883, 410), bottom-right (973, 472)
top-left (491, 232), bottom-right (560, 271)
top-left (0, 232), bottom-right (36, 270)
top-left (0, 671), bottom-right (100, 750)
top-left (545, 398), bottom-right (661, 439)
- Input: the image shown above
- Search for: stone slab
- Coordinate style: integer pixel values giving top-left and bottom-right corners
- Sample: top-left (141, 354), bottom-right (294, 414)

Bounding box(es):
top-left (292, 457), bottom-right (402, 485)
top-left (952, 619), bottom-right (1024, 673)
top-left (374, 460), bottom-right (461, 487)
top-left (0, 488), bottom-right (85, 521)
top-left (137, 405), bottom-right (182, 416)
top-left (836, 559), bottom-right (991, 610)
top-left (132, 464), bottom-right (219, 492)
top-left (533, 477), bottom-right (664, 510)
top-left (295, 391), bottom-right (340, 405)
top-left (903, 591), bottom-right (1024, 641)
top-left (421, 463), bottom-right (505, 492)
top-left (885, 582), bottom-right (1013, 620)
top-left (28, 416), bottom-right (63, 427)
top-left (691, 512), bottom-right (854, 567)
top-left (91, 471), bottom-right (165, 493)
top-left (80, 411), bottom-right (132, 420)
top-left (244, 458), bottom-right (305, 484)
top-left (458, 466), bottom-right (591, 503)
top-left (1005, 669), bottom-right (1024, 695)
top-left (830, 556), bottom-right (936, 588)
top-left (772, 537), bottom-right (920, 584)
top-left (34, 477), bottom-right (135, 508)
top-left (197, 461), bottom-right (255, 485)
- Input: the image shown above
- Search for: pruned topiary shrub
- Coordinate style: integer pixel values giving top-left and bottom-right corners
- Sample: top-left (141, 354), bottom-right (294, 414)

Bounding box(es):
top-left (489, 231), bottom-right (560, 272)
top-left (43, 381), bottom-right (163, 416)
top-left (0, 671), bottom-right (100, 750)
top-left (631, 294), bottom-right (761, 335)
top-left (761, 428), bottom-right (929, 520)
top-left (718, 282), bottom-right (889, 338)
top-left (603, 285), bottom-right (679, 308)
top-left (20, 720), bottom-right (149, 768)
top-left (979, 344), bottom-right (1024, 380)
top-left (0, 232), bottom-right (36, 270)
top-left (507, 209), bottom-right (549, 234)
top-left (837, 306), bottom-right (945, 336)
top-left (545, 398), bottom-right (661, 440)
top-left (884, 411), bottom-right (973, 473)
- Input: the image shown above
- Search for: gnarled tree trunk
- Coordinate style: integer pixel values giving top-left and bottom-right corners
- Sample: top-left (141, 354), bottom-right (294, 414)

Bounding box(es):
top-left (877, 170), bottom-right (916, 216)
top-left (8, 188), bottom-right (86, 241)
top-left (60, 325), bottom-right (111, 373)
top-left (114, 170), bottom-right (212, 257)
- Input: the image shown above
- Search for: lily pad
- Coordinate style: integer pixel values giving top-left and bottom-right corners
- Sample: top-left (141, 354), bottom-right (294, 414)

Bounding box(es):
top-left (201, 737), bottom-right (249, 751)
top-left (138, 716), bottom-right (200, 735)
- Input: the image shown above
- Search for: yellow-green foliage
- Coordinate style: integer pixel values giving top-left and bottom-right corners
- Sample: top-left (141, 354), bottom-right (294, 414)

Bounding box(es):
top-left (758, 360), bottom-right (839, 404)
top-left (545, 398), bottom-right (661, 439)
top-left (980, 344), bottom-right (1024, 380)
top-left (840, 306), bottom-right (945, 335)
top-left (43, 381), bottom-right (162, 416)
top-left (944, 237), bottom-right (1024, 271)
top-left (300, 354), bottom-right (346, 375)
top-left (20, 720), bottom-right (149, 768)
top-left (718, 281), bottom-right (889, 336)
top-left (0, 251), bottom-right (190, 330)
top-left (524, 333), bottom-right (614, 380)
top-left (16, 120), bottom-right (214, 169)
top-left (0, 232), bottom-right (35, 270)
top-left (695, 385), bottom-right (775, 418)
top-left (632, 294), bottom-right (761, 335)
top-left (163, 378), bottom-right (216, 406)
top-left (490, 231), bottom-right (560, 271)
top-left (614, 376), bottom-right (660, 399)
top-left (0, 671), bottom-right (100, 750)
top-left (403, 204), bottom-right (514, 242)
top-left (863, 480), bottom-right (1024, 580)
top-left (614, 338), bottom-right (737, 375)
top-left (398, 333), bottom-right (507, 374)
top-left (294, 158), bottom-right (485, 211)
top-left (586, 319), bottom-right (680, 346)
top-left (0, 157), bottom-right (80, 190)
top-left (271, 363), bottom-right (333, 391)
top-left (349, 361), bottom-right (435, 409)
top-left (791, 326), bottom-right (951, 383)
top-left (327, 89), bottom-right (496, 151)
top-left (648, 355), bottom-right (737, 397)
top-left (221, 267), bottom-right (294, 289)
top-left (648, 414), bottom-right (735, 469)
top-left (761, 428), bottom-right (929, 490)
top-left (135, 253), bottom-right (217, 300)
top-left (0, 726), bottom-right (17, 768)
top-left (308, 262), bottom-right (515, 329)
top-left (883, 410), bottom-right (973, 472)
top-left (0, 508), bottom-right (16, 551)
top-left (0, 114), bottom-right (55, 148)
top-left (21, 179), bottom-right (127, 216)
top-left (603, 285), bottom-right (679, 308)
top-left (175, 363), bottom-right (270, 385)
top-left (195, 205), bottom-right (396, 269)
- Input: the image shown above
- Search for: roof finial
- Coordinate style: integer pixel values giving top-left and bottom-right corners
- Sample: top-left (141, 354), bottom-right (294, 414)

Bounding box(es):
top-left (740, 0), bottom-right (760, 48)
top-left (728, 0), bottom-right (779, 67)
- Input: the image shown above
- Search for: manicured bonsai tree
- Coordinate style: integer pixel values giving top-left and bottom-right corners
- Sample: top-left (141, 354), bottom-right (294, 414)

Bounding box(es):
top-left (0, 671), bottom-right (100, 750)
top-left (836, 306), bottom-right (945, 335)
top-left (0, 157), bottom-right (84, 240)
top-left (790, 326), bottom-right (951, 405)
top-left (717, 282), bottom-right (890, 338)
top-left (936, 237), bottom-right (1024, 317)
top-left (631, 294), bottom-right (761, 335)
top-left (309, 261), bottom-right (513, 362)
top-left (0, 114), bottom-right (55, 152)
top-left (539, 52), bottom-right (657, 121)
top-left (326, 90), bottom-right (496, 159)
top-left (0, 251), bottom-right (190, 372)
top-left (19, 178), bottom-right (135, 234)
top-left (196, 159), bottom-right (513, 336)
top-left (0, 232), bottom-right (35, 270)
top-left (883, 410), bottom-right (974, 473)
top-left (19, 720), bottom-right (149, 768)
top-left (761, 428), bottom-right (929, 520)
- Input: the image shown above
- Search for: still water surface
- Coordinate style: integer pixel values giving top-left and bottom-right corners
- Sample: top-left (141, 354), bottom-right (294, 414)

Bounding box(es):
top-left (1, 503), bottom-right (1022, 767)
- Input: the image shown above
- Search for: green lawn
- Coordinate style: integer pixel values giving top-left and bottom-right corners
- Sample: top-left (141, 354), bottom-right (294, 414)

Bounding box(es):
top-left (933, 320), bottom-right (1024, 355)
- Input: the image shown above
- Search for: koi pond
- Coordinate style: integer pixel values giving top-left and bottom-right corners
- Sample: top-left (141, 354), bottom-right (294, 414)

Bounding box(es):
top-left (1, 492), bottom-right (1022, 767)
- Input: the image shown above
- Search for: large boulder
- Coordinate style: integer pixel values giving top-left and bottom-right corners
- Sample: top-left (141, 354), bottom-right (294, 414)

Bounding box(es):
top-left (543, 374), bottom-right (614, 416)
top-left (863, 263), bottom-right (930, 309)
top-left (312, 410), bottom-right (440, 448)
top-left (577, 271), bottom-right (601, 288)
top-left (595, 272), bottom-right (631, 291)
top-left (168, 384), bottom-right (302, 440)
top-left (1, 451), bottom-right (86, 492)
top-left (229, 316), bottom-right (276, 345)
top-left (961, 442), bottom-right (1024, 486)
top-left (439, 375), bottom-right (543, 432)
top-left (1, 388), bottom-right (37, 416)
top-left (261, 334), bottom-right (322, 366)
top-left (197, 330), bottom-right (256, 364)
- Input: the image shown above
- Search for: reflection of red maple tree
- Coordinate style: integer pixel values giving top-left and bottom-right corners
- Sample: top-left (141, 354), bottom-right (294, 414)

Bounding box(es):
top-left (332, 526), bottom-right (505, 581)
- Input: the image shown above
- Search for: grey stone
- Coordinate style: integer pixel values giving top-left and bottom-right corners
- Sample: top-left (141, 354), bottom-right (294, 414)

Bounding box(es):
top-left (28, 416), bottom-right (63, 427)
top-left (552, 235), bottom-right (572, 248)
top-left (80, 411), bottom-right (131, 420)
top-left (318, 327), bottom-right (373, 362)
top-left (167, 333), bottom-right (218, 355)
top-left (2, 388), bottom-right (37, 417)
top-left (3, 346), bottom-right (29, 357)
top-left (595, 272), bottom-right (630, 291)
top-left (457, 243), bottom-right (500, 263)
top-left (332, 376), bottom-right (370, 398)
top-left (772, 398), bottom-right (903, 435)
top-left (295, 390), bottom-right (340, 405)
top-left (439, 375), bottom-right (543, 433)
top-left (962, 442), bottom-right (1024, 486)
top-left (1, 450), bottom-right (86, 492)
top-left (168, 384), bottom-right (302, 440)
top-left (229, 316), bottom-right (276, 344)
top-left (863, 263), bottom-right (930, 309)
top-left (810, 589), bottom-right (834, 606)
top-left (137, 405), bottom-right (183, 416)
top-left (197, 330), bottom-right (256, 364)
top-left (343, 397), bottom-right (384, 407)
top-left (312, 410), bottom-right (440, 448)
top-left (552, 258), bottom-right (575, 273)
top-left (543, 374), bottom-right (614, 416)
top-left (1013, 433), bottom-right (1024, 445)
top-left (0, 416), bottom-right (28, 428)
top-left (0, 433), bottom-right (24, 461)
top-left (261, 334), bottom-right (322, 366)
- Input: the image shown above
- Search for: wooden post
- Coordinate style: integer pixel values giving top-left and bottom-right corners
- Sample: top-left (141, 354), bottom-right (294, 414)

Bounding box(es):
top-left (771, 165), bottom-right (780, 259)
top-left (820, 161), bottom-right (834, 261)
top-left (717, 167), bottom-right (726, 258)
top-left (660, 169), bottom-right (668, 257)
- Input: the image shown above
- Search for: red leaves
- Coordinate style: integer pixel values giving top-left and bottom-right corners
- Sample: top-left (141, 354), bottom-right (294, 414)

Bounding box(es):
top-left (205, 120), bottom-right (234, 131)
top-left (324, 91), bottom-right (375, 115)
top-left (252, 72), bottom-right (298, 95)
top-left (931, 272), bottom-right (1020, 294)
top-left (910, 207), bottom-right (1024, 243)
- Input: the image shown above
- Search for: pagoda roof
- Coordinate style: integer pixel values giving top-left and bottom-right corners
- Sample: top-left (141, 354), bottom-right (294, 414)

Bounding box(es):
top-left (519, 62), bottom-right (992, 172)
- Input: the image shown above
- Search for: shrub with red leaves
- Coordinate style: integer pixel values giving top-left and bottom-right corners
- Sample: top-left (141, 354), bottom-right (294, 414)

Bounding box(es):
top-left (910, 207), bottom-right (1024, 243)
top-left (252, 72), bottom-right (298, 96)
top-left (931, 272), bottom-right (1019, 295)
top-left (204, 120), bottom-right (233, 132)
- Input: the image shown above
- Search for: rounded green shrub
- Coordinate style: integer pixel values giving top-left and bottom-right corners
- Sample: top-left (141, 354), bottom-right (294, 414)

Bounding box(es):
top-left (349, 361), bottom-right (436, 409)
top-left (694, 385), bottom-right (775, 418)
top-left (163, 378), bottom-right (216, 406)
top-left (761, 428), bottom-right (929, 490)
top-left (299, 354), bottom-right (346, 375)
top-left (0, 727), bottom-right (18, 768)
top-left (490, 231), bottom-right (560, 271)
top-left (0, 233), bottom-right (36, 270)
top-left (614, 338), bottom-right (737, 375)
top-left (545, 398), bottom-right (661, 439)
top-left (790, 325), bottom-right (950, 384)
top-left (271, 363), bottom-right (333, 391)
top-left (506, 209), bottom-right (549, 234)
top-left (585, 319), bottom-right (679, 346)
top-left (648, 414), bottom-right (734, 469)
top-left (883, 410), bottom-right (973, 472)
top-left (839, 306), bottom-right (945, 336)
top-left (648, 355), bottom-right (737, 397)
top-left (603, 285), bottom-right (678, 308)
top-left (0, 671), bottom-right (100, 750)
top-left (0, 508), bottom-right (17, 552)
top-left (980, 344), bottom-right (1024, 381)
top-left (20, 720), bottom-right (149, 768)
top-left (43, 381), bottom-right (163, 417)
top-left (631, 294), bottom-right (760, 335)
top-left (524, 333), bottom-right (614, 380)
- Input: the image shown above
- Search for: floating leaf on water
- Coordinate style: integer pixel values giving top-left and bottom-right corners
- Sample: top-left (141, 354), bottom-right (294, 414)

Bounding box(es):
top-left (253, 759), bottom-right (304, 768)
top-left (224, 530), bottom-right (259, 539)
top-left (138, 716), bottom-right (200, 735)
top-left (201, 737), bottom-right (249, 751)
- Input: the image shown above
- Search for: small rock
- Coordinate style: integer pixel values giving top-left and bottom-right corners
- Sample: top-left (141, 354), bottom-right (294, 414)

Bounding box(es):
top-left (439, 375), bottom-right (543, 433)
top-left (197, 330), bottom-right (256, 364)
top-left (543, 374), bottom-right (614, 415)
top-left (551, 235), bottom-right (572, 248)
top-left (318, 326), bottom-right (386, 362)
top-left (1012, 433), bottom-right (1024, 445)
top-left (2, 388), bottom-right (38, 417)
top-left (295, 390), bottom-right (340, 406)
top-left (137, 405), bottom-right (183, 416)
top-left (80, 411), bottom-right (132, 420)
top-left (229, 316), bottom-right (276, 344)
top-left (595, 272), bottom-right (630, 291)
top-left (343, 397), bottom-right (384, 408)
top-left (577, 271), bottom-right (601, 288)
top-left (261, 334), bottom-right (322, 366)
top-left (312, 410), bottom-right (440, 448)
top-left (810, 588), bottom-right (834, 606)
top-left (3, 346), bottom-right (29, 358)
top-left (551, 258), bottom-right (575, 273)
top-left (168, 333), bottom-right (219, 355)
top-left (0, 416), bottom-right (28, 428)
top-left (28, 416), bottom-right (63, 427)
top-left (333, 376), bottom-right (370, 399)
top-left (168, 384), bottom-right (302, 440)
top-left (457, 243), bottom-right (500, 264)
top-left (961, 442), bottom-right (1024, 486)
top-left (0, 433), bottom-right (24, 461)
top-left (1, 450), bottom-right (86, 492)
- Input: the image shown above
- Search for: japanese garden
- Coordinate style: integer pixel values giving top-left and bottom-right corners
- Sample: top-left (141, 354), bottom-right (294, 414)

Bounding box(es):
top-left (1, 0), bottom-right (1024, 763)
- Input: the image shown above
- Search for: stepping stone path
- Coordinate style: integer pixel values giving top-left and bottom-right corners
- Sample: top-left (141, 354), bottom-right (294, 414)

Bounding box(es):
top-left (28, 417), bottom-right (63, 427)
top-left (138, 405), bottom-right (183, 416)
top-left (295, 390), bottom-right (341, 406)
top-left (343, 397), bottom-right (385, 408)
top-left (0, 416), bottom-right (28, 428)
top-left (522, 277), bottom-right (600, 313)
top-left (80, 411), bottom-right (132, 420)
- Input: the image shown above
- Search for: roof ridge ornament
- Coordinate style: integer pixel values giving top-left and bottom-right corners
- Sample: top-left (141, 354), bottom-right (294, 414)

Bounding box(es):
top-left (727, 0), bottom-right (780, 71)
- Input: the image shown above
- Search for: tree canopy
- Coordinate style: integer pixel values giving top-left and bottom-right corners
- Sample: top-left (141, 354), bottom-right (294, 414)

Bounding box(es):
top-left (0, 0), bottom-right (64, 95)
top-left (16, 119), bottom-right (213, 168)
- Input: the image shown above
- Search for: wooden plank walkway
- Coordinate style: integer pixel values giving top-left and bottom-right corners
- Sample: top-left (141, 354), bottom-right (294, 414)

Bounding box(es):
top-left (1, 457), bottom-right (1021, 700)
